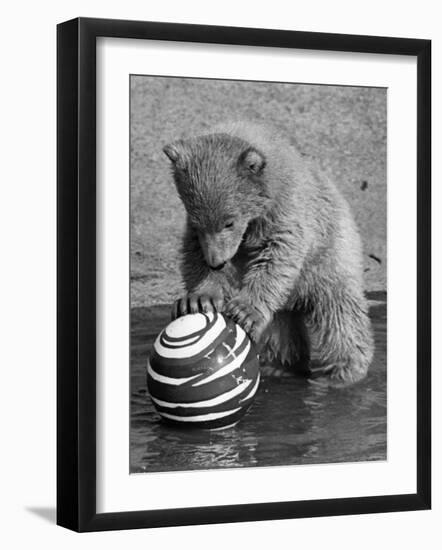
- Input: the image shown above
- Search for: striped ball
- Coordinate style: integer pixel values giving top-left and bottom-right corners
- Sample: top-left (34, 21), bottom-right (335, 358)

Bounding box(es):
top-left (147, 311), bottom-right (260, 430)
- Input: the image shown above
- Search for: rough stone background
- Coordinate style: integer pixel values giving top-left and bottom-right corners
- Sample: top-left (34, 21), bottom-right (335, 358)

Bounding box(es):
top-left (130, 76), bottom-right (386, 307)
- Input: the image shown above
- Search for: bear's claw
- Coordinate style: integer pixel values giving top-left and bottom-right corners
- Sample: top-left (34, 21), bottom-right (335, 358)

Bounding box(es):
top-left (172, 293), bottom-right (224, 320)
top-left (225, 297), bottom-right (268, 342)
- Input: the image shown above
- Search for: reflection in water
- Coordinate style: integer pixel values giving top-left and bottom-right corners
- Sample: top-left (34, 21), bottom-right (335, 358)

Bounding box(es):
top-left (130, 295), bottom-right (386, 473)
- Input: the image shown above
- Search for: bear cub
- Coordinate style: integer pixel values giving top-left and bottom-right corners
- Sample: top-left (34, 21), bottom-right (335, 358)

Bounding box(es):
top-left (163, 122), bottom-right (374, 386)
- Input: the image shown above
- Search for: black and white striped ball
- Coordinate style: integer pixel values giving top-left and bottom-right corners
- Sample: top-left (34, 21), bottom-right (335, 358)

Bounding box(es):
top-left (147, 311), bottom-right (260, 430)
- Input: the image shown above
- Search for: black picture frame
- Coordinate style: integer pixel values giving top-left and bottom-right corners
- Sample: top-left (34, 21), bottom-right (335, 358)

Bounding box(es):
top-left (57, 17), bottom-right (431, 532)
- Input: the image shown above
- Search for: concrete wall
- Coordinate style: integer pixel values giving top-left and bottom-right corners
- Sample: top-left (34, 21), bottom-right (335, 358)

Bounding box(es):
top-left (130, 76), bottom-right (386, 307)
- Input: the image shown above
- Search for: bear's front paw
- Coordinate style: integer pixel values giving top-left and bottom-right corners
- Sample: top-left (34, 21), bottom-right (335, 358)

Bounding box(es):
top-left (172, 292), bottom-right (224, 320)
top-left (225, 297), bottom-right (270, 342)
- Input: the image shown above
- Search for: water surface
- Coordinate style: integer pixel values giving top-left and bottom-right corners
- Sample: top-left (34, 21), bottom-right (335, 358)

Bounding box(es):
top-left (130, 292), bottom-right (386, 473)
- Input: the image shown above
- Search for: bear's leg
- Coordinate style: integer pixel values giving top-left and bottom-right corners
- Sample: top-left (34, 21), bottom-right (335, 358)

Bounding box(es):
top-left (308, 287), bottom-right (374, 386)
top-left (259, 310), bottom-right (310, 376)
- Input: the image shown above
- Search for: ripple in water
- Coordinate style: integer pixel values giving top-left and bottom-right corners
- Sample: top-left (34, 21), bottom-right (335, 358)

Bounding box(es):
top-left (130, 295), bottom-right (387, 473)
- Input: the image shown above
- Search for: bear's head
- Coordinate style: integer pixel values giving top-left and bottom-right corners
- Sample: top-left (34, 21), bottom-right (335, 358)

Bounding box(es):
top-left (163, 133), bottom-right (270, 269)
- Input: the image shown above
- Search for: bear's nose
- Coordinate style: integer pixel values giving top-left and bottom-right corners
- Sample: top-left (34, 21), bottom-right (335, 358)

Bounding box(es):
top-left (211, 261), bottom-right (226, 270)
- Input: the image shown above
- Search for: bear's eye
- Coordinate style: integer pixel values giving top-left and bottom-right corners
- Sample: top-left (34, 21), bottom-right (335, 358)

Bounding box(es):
top-left (224, 220), bottom-right (234, 229)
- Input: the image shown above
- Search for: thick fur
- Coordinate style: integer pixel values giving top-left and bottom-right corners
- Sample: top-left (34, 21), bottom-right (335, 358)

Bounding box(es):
top-left (163, 122), bottom-right (374, 386)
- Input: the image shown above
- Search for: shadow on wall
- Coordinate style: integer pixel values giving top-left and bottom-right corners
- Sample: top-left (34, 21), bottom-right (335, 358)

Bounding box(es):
top-left (25, 507), bottom-right (56, 524)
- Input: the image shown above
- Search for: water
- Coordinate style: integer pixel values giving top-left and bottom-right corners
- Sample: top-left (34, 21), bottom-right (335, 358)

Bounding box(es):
top-left (130, 293), bottom-right (386, 473)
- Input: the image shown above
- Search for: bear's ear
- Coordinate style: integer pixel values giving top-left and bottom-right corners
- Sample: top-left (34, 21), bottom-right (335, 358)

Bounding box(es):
top-left (239, 147), bottom-right (266, 176)
top-left (162, 141), bottom-right (187, 166)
